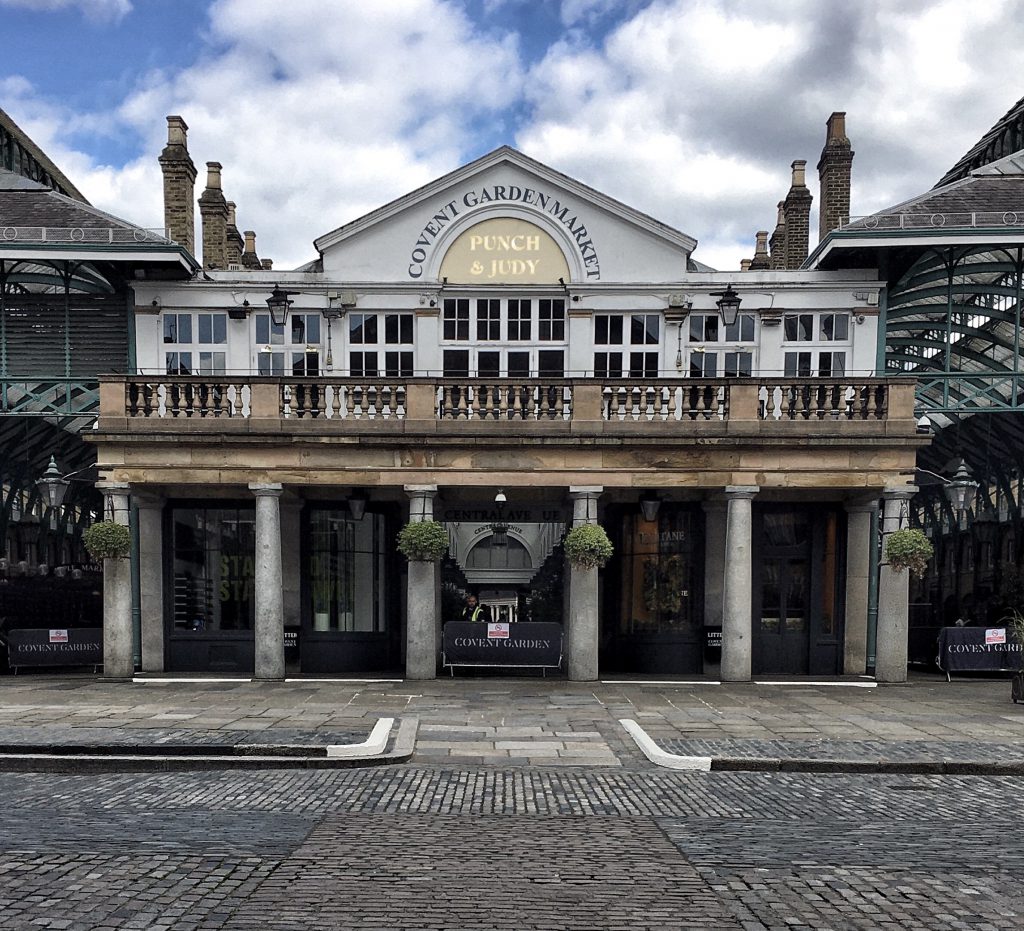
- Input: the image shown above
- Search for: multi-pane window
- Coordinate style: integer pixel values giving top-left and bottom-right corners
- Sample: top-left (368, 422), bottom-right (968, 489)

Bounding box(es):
top-left (594, 313), bottom-right (660, 377)
top-left (163, 312), bottom-right (227, 375)
top-left (724, 351), bottom-right (753, 377)
top-left (782, 311), bottom-right (851, 377)
top-left (443, 298), bottom-right (470, 340)
top-left (690, 351), bottom-right (716, 377)
top-left (477, 299), bottom-right (500, 340)
top-left (539, 299), bottom-right (565, 341)
top-left (690, 313), bottom-right (756, 343)
top-left (257, 312), bottom-right (320, 376)
top-left (348, 312), bottom-right (414, 377)
top-left (384, 312), bottom-right (414, 378)
top-left (507, 299), bottom-right (532, 340)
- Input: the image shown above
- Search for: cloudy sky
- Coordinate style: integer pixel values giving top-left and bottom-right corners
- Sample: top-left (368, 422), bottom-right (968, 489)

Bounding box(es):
top-left (2, 0), bottom-right (1023, 271)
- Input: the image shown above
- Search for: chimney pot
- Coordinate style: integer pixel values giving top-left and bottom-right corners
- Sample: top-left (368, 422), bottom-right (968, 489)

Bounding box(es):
top-left (791, 159), bottom-right (807, 188)
top-left (243, 230), bottom-right (256, 253)
top-left (261, 258), bottom-right (274, 270)
top-left (205, 162), bottom-right (223, 190)
top-left (166, 115), bottom-right (188, 147)
top-left (826, 111), bottom-right (848, 144)
top-left (740, 259), bottom-right (752, 272)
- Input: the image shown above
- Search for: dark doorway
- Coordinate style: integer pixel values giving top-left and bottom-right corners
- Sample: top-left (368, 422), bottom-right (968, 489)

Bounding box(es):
top-left (752, 507), bottom-right (844, 675)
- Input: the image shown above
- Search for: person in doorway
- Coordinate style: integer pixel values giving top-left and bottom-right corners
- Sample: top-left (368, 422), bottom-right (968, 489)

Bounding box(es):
top-left (461, 593), bottom-right (492, 623)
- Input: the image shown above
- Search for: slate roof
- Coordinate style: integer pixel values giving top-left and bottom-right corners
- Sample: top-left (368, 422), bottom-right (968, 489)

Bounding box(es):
top-left (0, 106), bottom-right (87, 202)
top-left (936, 93), bottom-right (1024, 188)
top-left (0, 170), bottom-right (170, 239)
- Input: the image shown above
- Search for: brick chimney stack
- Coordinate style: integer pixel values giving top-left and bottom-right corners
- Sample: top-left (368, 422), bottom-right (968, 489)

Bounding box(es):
top-left (817, 111), bottom-right (854, 240)
top-left (225, 201), bottom-right (244, 266)
top-left (198, 162), bottom-right (229, 269)
top-left (783, 160), bottom-right (812, 269)
top-left (158, 116), bottom-right (196, 255)
top-left (769, 201), bottom-right (786, 270)
top-left (241, 230), bottom-right (262, 269)
top-left (749, 230), bottom-right (770, 270)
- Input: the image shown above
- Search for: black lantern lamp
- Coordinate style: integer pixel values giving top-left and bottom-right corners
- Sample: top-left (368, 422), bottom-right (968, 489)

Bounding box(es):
top-left (490, 489), bottom-right (509, 547)
top-left (36, 456), bottom-right (70, 510)
top-left (266, 284), bottom-right (294, 327)
top-left (639, 492), bottom-right (662, 523)
top-left (712, 284), bottom-right (742, 327)
top-left (945, 459), bottom-right (978, 515)
top-left (348, 493), bottom-right (368, 521)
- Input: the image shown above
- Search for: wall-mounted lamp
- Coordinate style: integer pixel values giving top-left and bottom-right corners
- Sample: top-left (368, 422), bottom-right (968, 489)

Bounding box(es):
top-left (490, 489), bottom-right (509, 547)
top-left (711, 284), bottom-right (742, 327)
top-left (266, 283), bottom-right (295, 327)
top-left (639, 492), bottom-right (662, 523)
top-left (348, 493), bottom-right (368, 521)
top-left (36, 456), bottom-right (70, 510)
top-left (916, 458), bottom-right (979, 516)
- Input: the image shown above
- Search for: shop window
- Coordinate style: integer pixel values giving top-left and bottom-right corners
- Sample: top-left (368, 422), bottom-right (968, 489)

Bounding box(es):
top-left (618, 507), bottom-right (700, 635)
top-left (477, 299), bottom-right (500, 340)
top-left (171, 507), bottom-right (255, 633)
top-left (507, 299), bottom-right (532, 340)
top-left (309, 511), bottom-right (388, 633)
top-left (539, 299), bottom-right (565, 340)
top-left (443, 298), bottom-right (470, 340)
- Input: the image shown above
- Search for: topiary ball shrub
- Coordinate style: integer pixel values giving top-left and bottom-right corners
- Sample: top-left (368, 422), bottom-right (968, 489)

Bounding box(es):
top-left (83, 520), bottom-right (131, 560)
top-left (884, 528), bottom-right (934, 579)
top-left (397, 520), bottom-right (449, 561)
top-left (563, 523), bottom-right (614, 569)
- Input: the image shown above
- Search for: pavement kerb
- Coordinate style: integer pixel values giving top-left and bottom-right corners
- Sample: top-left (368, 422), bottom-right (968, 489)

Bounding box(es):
top-left (0, 716), bottom-right (418, 773)
top-left (619, 718), bottom-right (1024, 777)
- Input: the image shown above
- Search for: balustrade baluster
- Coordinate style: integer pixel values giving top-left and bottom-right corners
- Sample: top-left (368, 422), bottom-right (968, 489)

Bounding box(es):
top-left (875, 384), bottom-right (887, 419)
top-left (127, 382), bottom-right (139, 416)
top-left (168, 383), bottom-right (181, 417)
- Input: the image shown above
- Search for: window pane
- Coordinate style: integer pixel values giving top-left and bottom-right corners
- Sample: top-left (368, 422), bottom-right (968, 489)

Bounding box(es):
top-left (198, 314), bottom-right (212, 344)
top-left (508, 351), bottom-right (530, 378)
top-left (538, 350), bottom-right (564, 378)
top-left (179, 315), bottom-right (192, 344)
top-left (256, 315), bottom-right (268, 345)
top-left (443, 349), bottom-right (469, 378)
top-left (478, 351), bottom-right (500, 378)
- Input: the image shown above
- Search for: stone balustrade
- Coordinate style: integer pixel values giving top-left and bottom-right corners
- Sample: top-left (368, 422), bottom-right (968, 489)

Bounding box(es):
top-left (102, 375), bottom-right (914, 435)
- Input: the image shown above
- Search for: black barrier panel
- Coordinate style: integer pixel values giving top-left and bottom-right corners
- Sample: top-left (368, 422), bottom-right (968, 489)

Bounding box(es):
top-left (937, 626), bottom-right (1024, 673)
top-left (7, 628), bottom-right (102, 669)
top-left (443, 621), bottom-right (562, 669)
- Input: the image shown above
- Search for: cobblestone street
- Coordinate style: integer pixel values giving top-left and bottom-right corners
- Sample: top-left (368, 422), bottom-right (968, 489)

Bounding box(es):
top-left (0, 673), bottom-right (1023, 928)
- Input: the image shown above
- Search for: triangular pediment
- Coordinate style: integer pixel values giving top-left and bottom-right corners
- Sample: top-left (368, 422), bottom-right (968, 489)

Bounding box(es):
top-left (314, 147), bottom-right (698, 284)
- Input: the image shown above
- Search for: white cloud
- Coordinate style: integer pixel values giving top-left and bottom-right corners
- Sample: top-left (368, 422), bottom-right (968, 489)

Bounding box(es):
top-left (0, 0), bottom-right (131, 21)
top-left (7, 0), bottom-right (1024, 273)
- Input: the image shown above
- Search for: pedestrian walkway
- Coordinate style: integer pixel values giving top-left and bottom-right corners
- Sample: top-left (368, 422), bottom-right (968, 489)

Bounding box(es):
top-left (0, 672), bottom-right (1022, 771)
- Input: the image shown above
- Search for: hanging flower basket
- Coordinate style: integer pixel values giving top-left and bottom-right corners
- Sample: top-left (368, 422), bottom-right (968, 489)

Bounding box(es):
top-left (397, 520), bottom-right (449, 562)
top-left (563, 524), bottom-right (614, 570)
top-left (83, 520), bottom-right (131, 560)
top-left (883, 528), bottom-right (933, 579)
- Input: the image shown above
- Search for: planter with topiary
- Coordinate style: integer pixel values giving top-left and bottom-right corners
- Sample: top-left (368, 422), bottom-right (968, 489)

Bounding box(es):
top-left (397, 520), bottom-right (449, 562)
top-left (83, 520), bottom-right (131, 560)
top-left (883, 528), bottom-right (934, 578)
top-left (563, 523), bottom-right (614, 570)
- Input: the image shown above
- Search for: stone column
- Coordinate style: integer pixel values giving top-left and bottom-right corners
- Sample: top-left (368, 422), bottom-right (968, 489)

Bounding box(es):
top-left (876, 487), bottom-right (916, 684)
top-left (568, 486), bottom-right (603, 681)
top-left (721, 486), bottom-right (758, 682)
top-left (250, 483), bottom-right (285, 680)
top-left (405, 485), bottom-right (439, 680)
top-left (98, 482), bottom-right (133, 679)
top-left (844, 498), bottom-right (878, 675)
top-left (134, 493), bottom-right (165, 673)
top-left (702, 499), bottom-right (727, 677)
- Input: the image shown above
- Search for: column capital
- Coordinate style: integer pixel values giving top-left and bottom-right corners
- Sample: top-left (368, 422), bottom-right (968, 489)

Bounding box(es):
top-left (882, 485), bottom-right (917, 500)
top-left (724, 485), bottom-right (759, 499)
top-left (249, 482), bottom-right (284, 497)
top-left (96, 481), bottom-right (130, 495)
top-left (569, 486), bottom-right (604, 498)
top-left (845, 495), bottom-right (880, 514)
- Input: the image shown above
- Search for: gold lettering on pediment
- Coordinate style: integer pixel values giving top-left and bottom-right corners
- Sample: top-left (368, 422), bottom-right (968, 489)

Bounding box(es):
top-left (440, 218), bottom-right (570, 284)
